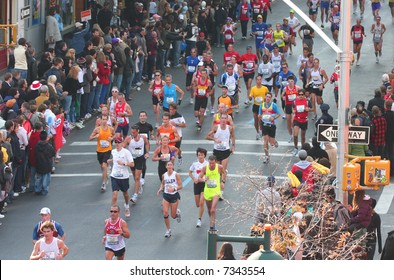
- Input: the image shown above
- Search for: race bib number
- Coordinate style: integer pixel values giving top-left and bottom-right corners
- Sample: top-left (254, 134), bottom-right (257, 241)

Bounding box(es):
top-left (288, 94), bottom-right (296, 101)
top-left (262, 114), bottom-right (271, 121)
top-left (107, 234), bottom-right (119, 245)
top-left (261, 68), bottom-right (269, 75)
top-left (198, 89), bottom-right (206, 96)
top-left (242, 9), bottom-right (247, 14)
top-left (139, 133), bottom-right (148, 139)
top-left (154, 88), bottom-right (161, 95)
top-left (257, 31), bottom-right (264, 36)
top-left (99, 140), bottom-right (110, 148)
top-left (255, 96), bottom-right (263, 103)
top-left (273, 62), bottom-right (281, 71)
top-left (296, 105), bottom-right (305, 112)
top-left (227, 84), bottom-right (236, 92)
top-left (166, 97), bottom-right (174, 103)
top-left (162, 153), bottom-right (171, 161)
top-left (354, 32), bottom-right (361, 39)
top-left (254, 9), bottom-right (260, 13)
top-left (281, 81), bottom-right (289, 87)
top-left (187, 66), bottom-right (196, 72)
top-left (275, 39), bottom-right (283, 45)
top-left (246, 62), bottom-right (254, 69)
top-left (131, 148), bottom-right (143, 158)
top-left (116, 117), bottom-right (124, 124)
top-left (43, 251), bottom-right (56, 260)
top-left (207, 179), bottom-right (217, 188)
top-left (225, 34), bottom-right (232, 40)
top-left (304, 29), bottom-right (310, 35)
top-left (217, 141), bottom-right (227, 150)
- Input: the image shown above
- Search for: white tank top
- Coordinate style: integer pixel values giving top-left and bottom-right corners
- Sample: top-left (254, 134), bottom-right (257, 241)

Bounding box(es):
top-left (373, 24), bottom-right (383, 40)
top-left (109, 97), bottom-right (117, 116)
top-left (39, 238), bottom-right (59, 260)
top-left (128, 136), bottom-right (145, 159)
top-left (163, 171), bottom-right (178, 194)
top-left (310, 67), bottom-right (323, 85)
top-left (271, 52), bottom-right (282, 73)
top-left (213, 125), bottom-right (230, 151)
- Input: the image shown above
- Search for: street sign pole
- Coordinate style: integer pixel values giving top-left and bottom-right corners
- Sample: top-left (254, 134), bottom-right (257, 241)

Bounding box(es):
top-left (337, 0), bottom-right (352, 206)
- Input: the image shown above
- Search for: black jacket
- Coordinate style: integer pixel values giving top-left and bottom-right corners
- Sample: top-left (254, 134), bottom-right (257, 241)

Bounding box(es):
top-left (35, 141), bottom-right (56, 174)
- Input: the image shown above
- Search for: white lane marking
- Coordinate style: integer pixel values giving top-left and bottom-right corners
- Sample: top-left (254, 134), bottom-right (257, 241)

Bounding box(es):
top-left (375, 184), bottom-right (394, 215)
top-left (70, 140), bottom-right (295, 147)
top-left (60, 151), bottom-right (293, 157)
top-left (51, 172), bottom-right (288, 180)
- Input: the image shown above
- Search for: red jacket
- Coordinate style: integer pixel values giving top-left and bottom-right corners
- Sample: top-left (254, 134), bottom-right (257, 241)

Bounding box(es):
top-left (97, 61), bottom-right (111, 85)
top-left (291, 160), bottom-right (315, 192)
top-left (28, 131), bottom-right (41, 167)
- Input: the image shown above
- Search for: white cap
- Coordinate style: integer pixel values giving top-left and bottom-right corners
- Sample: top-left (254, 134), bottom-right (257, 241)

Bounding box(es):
top-left (40, 207), bottom-right (51, 215)
top-left (198, 61), bottom-right (204, 66)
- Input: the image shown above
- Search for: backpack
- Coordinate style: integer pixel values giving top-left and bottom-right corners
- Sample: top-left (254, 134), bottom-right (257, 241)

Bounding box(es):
top-left (333, 202), bottom-right (351, 231)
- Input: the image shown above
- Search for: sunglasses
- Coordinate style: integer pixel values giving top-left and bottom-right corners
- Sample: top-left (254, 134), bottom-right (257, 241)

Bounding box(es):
top-left (110, 210), bottom-right (118, 213)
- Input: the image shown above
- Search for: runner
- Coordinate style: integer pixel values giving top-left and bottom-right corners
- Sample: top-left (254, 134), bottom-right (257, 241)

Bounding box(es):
top-left (292, 89), bottom-right (312, 156)
top-left (222, 43), bottom-right (240, 69)
top-left (156, 112), bottom-right (180, 149)
top-left (203, 51), bottom-right (219, 114)
top-left (206, 114), bottom-right (235, 197)
top-left (134, 111), bottom-right (154, 187)
top-left (160, 74), bottom-right (185, 112)
top-left (89, 114), bottom-right (115, 192)
top-left (157, 161), bottom-right (182, 238)
top-left (307, 0), bottom-right (320, 23)
top-left (193, 68), bottom-right (212, 131)
top-left (188, 147), bottom-right (208, 228)
top-left (297, 47), bottom-right (310, 84)
top-left (258, 54), bottom-right (275, 93)
top-left (251, 0), bottom-right (264, 24)
top-left (218, 64), bottom-right (241, 113)
top-left (248, 75), bottom-right (269, 140)
top-left (273, 23), bottom-right (287, 55)
top-left (262, 24), bottom-right (274, 56)
top-left (198, 155), bottom-right (226, 231)
top-left (114, 93), bottom-right (133, 138)
top-left (390, 0), bottom-right (394, 24)
top-left (148, 70), bottom-right (165, 128)
top-left (329, 64), bottom-right (340, 108)
top-left (277, 62), bottom-right (297, 120)
top-left (281, 18), bottom-right (293, 57)
top-left (288, 10), bottom-right (301, 50)
top-left (152, 135), bottom-right (179, 182)
top-left (351, 18), bottom-right (366, 66)
top-left (329, 5), bottom-right (340, 45)
top-left (169, 103), bottom-right (186, 166)
top-left (102, 205), bottom-right (130, 260)
top-left (371, 16), bottom-right (386, 64)
top-left (95, 105), bottom-right (117, 130)
top-left (298, 23), bottom-right (315, 53)
top-left (107, 136), bottom-right (133, 216)
top-left (124, 125), bottom-right (149, 204)
top-left (307, 58), bottom-right (328, 120)
top-left (269, 44), bottom-right (285, 102)
top-left (236, 0), bottom-right (252, 40)
top-left (320, 0), bottom-right (331, 28)
top-left (212, 100), bottom-right (235, 128)
top-left (222, 17), bottom-right (237, 51)
top-left (107, 87), bottom-right (118, 122)
top-left (353, 0), bottom-right (366, 19)
top-left (30, 221), bottom-right (68, 260)
top-left (32, 207), bottom-right (65, 244)
top-left (259, 92), bottom-right (281, 164)
top-left (240, 46), bottom-right (259, 106)
top-left (371, 0), bottom-right (382, 19)
top-left (281, 75), bottom-right (300, 142)
top-left (183, 48), bottom-right (200, 104)
top-left (252, 15), bottom-right (267, 61)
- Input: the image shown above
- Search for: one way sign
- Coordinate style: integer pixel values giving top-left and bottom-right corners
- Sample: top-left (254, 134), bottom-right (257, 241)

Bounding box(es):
top-left (317, 124), bottom-right (370, 144)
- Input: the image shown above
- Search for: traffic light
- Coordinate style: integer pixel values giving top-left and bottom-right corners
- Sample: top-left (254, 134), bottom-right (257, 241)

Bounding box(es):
top-left (342, 162), bottom-right (360, 191)
top-left (364, 160), bottom-right (390, 186)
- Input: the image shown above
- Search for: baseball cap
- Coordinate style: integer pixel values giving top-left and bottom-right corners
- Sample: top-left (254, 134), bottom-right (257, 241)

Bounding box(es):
top-left (221, 85), bottom-right (228, 89)
top-left (114, 136), bottom-right (123, 143)
top-left (40, 207), bottom-right (51, 215)
top-left (283, 18), bottom-right (289, 21)
top-left (198, 61), bottom-right (204, 66)
top-left (290, 9), bottom-right (295, 13)
top-left (257, 15), bottom-right (262, 19)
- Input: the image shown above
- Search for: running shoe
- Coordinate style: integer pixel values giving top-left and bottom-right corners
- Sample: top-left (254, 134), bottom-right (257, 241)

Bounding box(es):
top-left (282, 115), bottom-right (286, 119)
top-left (271, 140), bottom-right (279, 148)
top-left (155, 123), bottom-right (159, 129)
top-left (244, 99), bottom-right (250, 105)
top-left (379, 50), bottom-right (382, 57)
top-left (176, 209), bottom-right (181, 223)
top-left (190, 98), bottom-right (194, 104)
top-left (136, 87), bottom-right (141, 91)
top-left (235, 108), bottom-right (239, 113)
top-left (195, 117), bottom-right (199, 124)
top-left (197, 125), bottom-right (202, 131)
top-left (209, 225), bottom-right (216, 231)
top-left (130, 193), bottom-right (138, 204)
top-left (0, 214), bottom-right (4, 219)
top-left (136, 82), bottom-right (142, 87)
top-left (138, 184), bottom-right (144, 195)
top-left (219, 191), bottom-right (224, 201)
top-left (356, 61), bottom-right (360, 66)
top-left (256, 133), bottom-right (261, 140)
top-left (263, 157), bottom-right (269, 164)
top-left (196, 219), bottom-right (202, 228)
top-left (376, 57), bottom-right (379, 64)
top-left (101, 183), bottom-right (106, 192)
top-left (164, 229), bottom-right (172, 238)
top-left (312, 114), bottom-right (317, 120)
top-left (292, 148), bottom-right (299, 157)
top-left (210, 107), bottom-right (215, 114)
top-left (288, 136), bottom-right (293, 143)
top-left (140, 178), bottom-right (145, 186)
top-left (177, 157), bottom-right (183, 167)
top-left (321, 24), bottom-right (324, 29)
top-left (204, 110), bottom-right (207, 116)
top-left (124, 207), bottom-right (131, 218)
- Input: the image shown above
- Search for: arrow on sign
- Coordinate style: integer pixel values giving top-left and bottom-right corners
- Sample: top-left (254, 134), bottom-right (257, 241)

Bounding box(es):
top-left (321, 126), bottom-right (338, 142)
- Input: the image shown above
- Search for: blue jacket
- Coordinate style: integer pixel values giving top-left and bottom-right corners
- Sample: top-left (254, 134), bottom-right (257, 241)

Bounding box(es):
top-left (70, 22), bottom-right (90, 56)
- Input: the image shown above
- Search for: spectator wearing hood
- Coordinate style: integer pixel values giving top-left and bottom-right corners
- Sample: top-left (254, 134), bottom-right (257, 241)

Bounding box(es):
top-left (348, 189), bottom-right (372, 233)
top-left (290, 149), bottom-right (315, 192)
top-left (307, 136), bottom-right (329, 161)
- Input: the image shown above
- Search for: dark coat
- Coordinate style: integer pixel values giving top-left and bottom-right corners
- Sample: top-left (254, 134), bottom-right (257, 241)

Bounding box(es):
top-left (350, 196), bottom-right (372, 228)
top-left (34, 140), bottom-right (56, 174)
